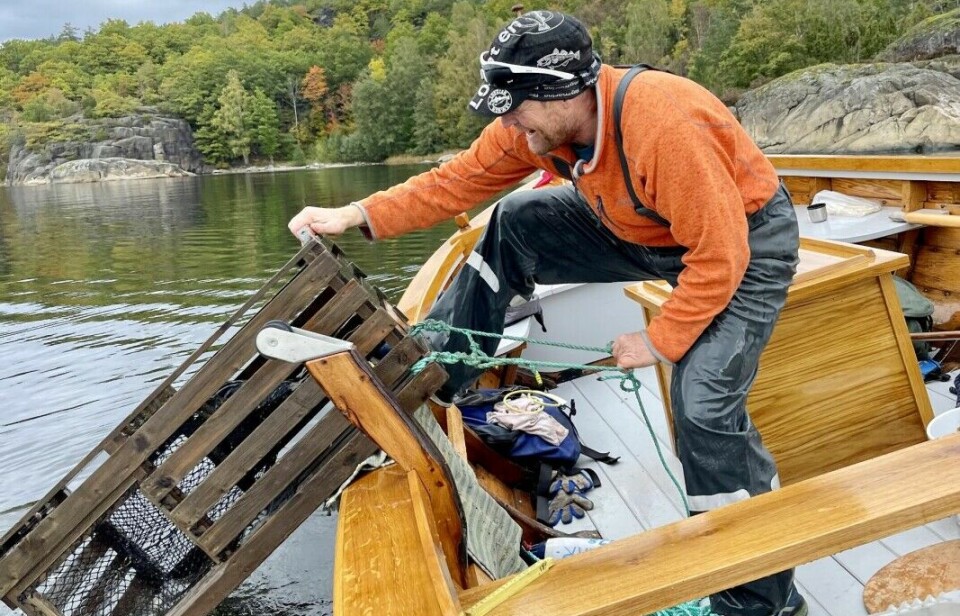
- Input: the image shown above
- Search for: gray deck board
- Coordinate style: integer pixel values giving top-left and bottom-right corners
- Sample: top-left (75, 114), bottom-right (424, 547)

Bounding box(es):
top-left (797, 557), bottom-right (870, 616)
top-left (543, 369), bottom-right (960, 614)
top-left (552, 376), bottom-right (686, 534)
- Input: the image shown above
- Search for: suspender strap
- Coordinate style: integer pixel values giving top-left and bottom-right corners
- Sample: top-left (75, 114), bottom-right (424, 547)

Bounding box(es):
top-left (613, 64), bottom-right (671, 228)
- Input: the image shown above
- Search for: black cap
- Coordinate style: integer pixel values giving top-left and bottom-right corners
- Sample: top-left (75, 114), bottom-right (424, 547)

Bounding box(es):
top-left (468, 10), bottom-right (601, 117)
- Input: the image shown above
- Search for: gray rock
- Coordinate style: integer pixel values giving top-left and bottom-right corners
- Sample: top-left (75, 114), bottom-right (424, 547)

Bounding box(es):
top-left (46, 158), bottom-right (192, 184)
top-left (877, 9), bottom-right (960, 62)
top-left (6, 111), bottom-right (202, 185)
top-left (93, 145), bottom-right (121, 158)
top-left (736, 62), bottom-right (960, 154)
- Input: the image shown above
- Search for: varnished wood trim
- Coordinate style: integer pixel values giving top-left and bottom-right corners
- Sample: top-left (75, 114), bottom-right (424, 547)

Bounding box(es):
top-left (879, 274), bottom-right (935, 427)
top-left (407, 471), bottom-right (462, 613)
top-left (770, 155), bottom-right (960, 177)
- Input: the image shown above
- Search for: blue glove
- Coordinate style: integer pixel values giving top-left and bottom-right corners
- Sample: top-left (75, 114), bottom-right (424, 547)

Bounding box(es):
top-left (549, 470), bottom-right (595, 496)
top-left (547, 491), bottom-right (594, 526)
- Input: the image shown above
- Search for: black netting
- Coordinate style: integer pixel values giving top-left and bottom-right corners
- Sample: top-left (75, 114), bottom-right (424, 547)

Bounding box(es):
top-left (34, 488), bottom-right (212, 616)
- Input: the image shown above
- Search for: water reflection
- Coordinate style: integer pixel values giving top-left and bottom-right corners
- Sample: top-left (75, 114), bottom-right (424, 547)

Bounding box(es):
top-left (0, 164), bottom-right (458, 615)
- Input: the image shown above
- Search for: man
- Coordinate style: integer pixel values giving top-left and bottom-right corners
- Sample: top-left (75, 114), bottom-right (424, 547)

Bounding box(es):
top-left (288, 10), bottom-right (804, 616)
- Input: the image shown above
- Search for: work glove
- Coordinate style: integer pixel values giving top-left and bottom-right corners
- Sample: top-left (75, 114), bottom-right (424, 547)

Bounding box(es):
top-left (549, 470), bottom-right (595, 496)
top-left (547, 491), bottom-right (594, 526)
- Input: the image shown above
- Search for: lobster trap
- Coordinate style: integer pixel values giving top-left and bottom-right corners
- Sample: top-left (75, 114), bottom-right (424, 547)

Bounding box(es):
top-left (0, 238), bottom-right (448, 616)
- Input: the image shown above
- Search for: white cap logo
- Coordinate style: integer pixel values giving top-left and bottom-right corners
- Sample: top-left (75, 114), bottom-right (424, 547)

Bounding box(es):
top-left (497, 11), bottom-right (562, 43)
top-left (487, 89), bottom-right (513, 114)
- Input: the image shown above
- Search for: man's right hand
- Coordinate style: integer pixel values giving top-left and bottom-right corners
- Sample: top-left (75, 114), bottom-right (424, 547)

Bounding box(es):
top-left (287, 205), bottom-right (365, 238)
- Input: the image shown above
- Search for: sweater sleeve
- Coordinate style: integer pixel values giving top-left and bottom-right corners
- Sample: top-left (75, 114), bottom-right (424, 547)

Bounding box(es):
top-left (360, 122), bottom-right (536, 239)
top-left (634, 108), bottom-right (751, 363)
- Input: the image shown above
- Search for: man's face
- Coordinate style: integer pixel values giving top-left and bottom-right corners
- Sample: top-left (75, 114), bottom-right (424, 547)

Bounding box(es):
top-left (499, 100), bottom-right (576, 156)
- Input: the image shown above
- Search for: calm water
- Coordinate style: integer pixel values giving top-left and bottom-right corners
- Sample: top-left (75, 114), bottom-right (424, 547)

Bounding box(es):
top-left (0, 165), bottom-right (465, 615)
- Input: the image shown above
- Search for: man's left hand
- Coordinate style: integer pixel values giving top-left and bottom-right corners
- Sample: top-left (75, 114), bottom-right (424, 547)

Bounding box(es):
top-left (612, 332), bottom-right (657, 369)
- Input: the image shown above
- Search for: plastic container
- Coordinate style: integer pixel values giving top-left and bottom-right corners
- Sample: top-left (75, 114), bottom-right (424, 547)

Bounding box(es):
top-left (926, 407), bottom-right (960, 440)
top-left (926, 407), bottom-right (960, 531)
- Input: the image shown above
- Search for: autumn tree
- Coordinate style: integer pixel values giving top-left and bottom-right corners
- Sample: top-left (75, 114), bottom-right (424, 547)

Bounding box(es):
top-left (302, 65), bottom-right (329, 137)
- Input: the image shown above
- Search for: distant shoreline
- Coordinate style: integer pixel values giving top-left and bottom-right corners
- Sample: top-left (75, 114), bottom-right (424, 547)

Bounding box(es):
top-left (207, 152), bottom-right (455, 176)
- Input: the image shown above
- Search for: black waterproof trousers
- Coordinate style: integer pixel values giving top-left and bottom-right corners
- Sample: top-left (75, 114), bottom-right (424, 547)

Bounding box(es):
top-left (425, 183), bottom-right (801, 615)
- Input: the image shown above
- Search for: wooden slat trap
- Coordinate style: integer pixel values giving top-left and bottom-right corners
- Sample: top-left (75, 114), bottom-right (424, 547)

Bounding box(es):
top-left (0, 237), bottom-right (447, 616)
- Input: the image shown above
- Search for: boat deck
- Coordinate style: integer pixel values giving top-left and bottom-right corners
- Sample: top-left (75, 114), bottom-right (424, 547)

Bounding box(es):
top-left (550, 367), bottom-right (960, 615)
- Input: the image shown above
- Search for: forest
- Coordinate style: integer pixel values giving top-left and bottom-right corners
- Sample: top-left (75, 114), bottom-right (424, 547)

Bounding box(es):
top-left (0, 0), bottom-right (957, 171)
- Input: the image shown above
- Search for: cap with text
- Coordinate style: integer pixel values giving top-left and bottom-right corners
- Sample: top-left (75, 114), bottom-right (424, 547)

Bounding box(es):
top-left (469, 10), bottom-right (601, 117)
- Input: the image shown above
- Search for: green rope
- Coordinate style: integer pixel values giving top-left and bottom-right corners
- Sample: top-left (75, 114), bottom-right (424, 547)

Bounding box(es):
top-left (410, 320), bottom-right (714, 615)
top-left (652, 601), bottom-right (714, 616)
top-left (410, 319), bottom-right (614, 375)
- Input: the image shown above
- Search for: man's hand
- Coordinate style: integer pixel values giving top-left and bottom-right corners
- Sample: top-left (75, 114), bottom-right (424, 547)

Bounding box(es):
top-left (612, 331), bottom-right (658, 369)
top-left (287, 205), bottom-right (365, 238)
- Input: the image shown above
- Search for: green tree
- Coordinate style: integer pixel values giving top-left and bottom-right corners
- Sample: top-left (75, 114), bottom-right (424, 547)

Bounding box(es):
top-left (686, 0), bottom-right (748, 93)
top-left (211, 71), bottom-right (252, 165)
top-left (77, 28), bottom-right (146, 74)
top-left (159, 46), bottom-right (232, 122)
top-left (0, 66), bottom-right (16, 109)
top-left (412, 78), bottom-right (443, 154)
top-left (432, 3), bottom-right (492, 149)
top-left (247, 88), bottom-right (282, 163)
top-left (318, 16), bottom-right (374, 87)
top-left (58, 24), bottom-right (80, 42)
top-left (193, 104), bottom-right (233, 166)
top-left (90, 87), bottom-right (138, 118)
top-left (719, 0), bottom-right (916, 88)
top-left (624, 0), bottom-right (677, 65)
top-left (348, 73), bottom-right (393, 160)
top-left (135, 61), bottom-right (161, 104)
top-left (88, 73), bottom-right (139, 117)
top-left (417, 12), bottom-right (450, 58)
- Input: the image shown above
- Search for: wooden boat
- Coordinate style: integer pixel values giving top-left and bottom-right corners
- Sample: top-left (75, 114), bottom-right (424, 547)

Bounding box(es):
top-left (1, 155), bottom-right (959, 616)
top-left (327, 154), bottom-right (960, 615)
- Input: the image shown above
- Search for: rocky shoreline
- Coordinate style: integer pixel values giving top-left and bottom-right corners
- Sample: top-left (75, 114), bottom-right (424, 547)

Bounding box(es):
top-left (5, 10), bottom-right (959, 186)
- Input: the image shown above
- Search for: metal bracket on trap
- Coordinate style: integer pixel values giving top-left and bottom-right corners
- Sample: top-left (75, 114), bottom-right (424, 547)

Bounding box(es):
top-left (256, 321), bottom-right (354, 364)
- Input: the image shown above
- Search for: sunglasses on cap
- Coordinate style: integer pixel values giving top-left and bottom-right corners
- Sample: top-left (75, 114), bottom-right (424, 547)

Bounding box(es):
top-left (479, 51), bottom-right (576, 88)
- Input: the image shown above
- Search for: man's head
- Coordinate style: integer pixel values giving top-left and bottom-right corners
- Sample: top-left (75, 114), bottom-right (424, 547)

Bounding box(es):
top-left (469, 10), bottom-right (600, 117)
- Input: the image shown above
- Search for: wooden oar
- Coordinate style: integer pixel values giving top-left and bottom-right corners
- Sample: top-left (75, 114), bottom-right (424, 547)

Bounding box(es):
top-left (910, 330), bottom-right (960, 342)
top-left (890, 209), bottom-right (960, 228)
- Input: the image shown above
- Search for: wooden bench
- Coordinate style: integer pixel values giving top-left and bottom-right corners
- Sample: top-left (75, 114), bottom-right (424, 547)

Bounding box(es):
top-left (336, 465), bottom-right (461, 616)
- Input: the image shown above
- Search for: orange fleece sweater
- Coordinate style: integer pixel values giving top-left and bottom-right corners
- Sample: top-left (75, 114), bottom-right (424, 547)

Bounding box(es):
top-left (359, 65), bottom-right (781, 363)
